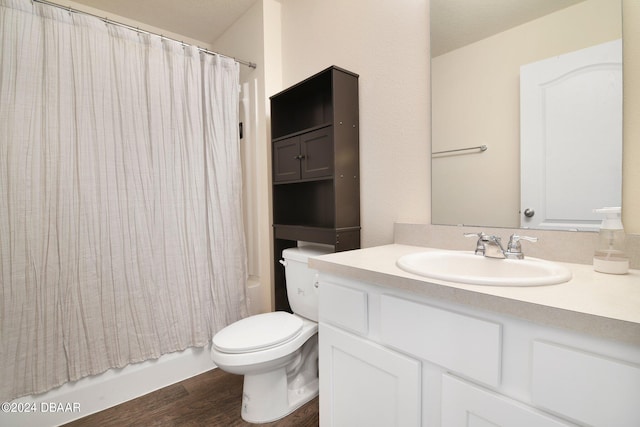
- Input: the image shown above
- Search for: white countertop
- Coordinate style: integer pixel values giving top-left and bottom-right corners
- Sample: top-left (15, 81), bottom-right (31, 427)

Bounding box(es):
top-left (310, 244), bottom-right (640, 346)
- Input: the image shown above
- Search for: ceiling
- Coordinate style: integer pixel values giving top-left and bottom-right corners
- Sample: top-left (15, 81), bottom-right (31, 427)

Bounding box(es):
top-left (69, 0), bottom-right (587, 58)
top-left (431, 0), bottom-right (586, 56)
top-left (70, 0), bottom-right (258, 46)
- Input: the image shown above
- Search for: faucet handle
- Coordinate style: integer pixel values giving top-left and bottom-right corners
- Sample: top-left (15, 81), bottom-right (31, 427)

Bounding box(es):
top-left (506, 234), bottom-right (538, 259)
top-left (509, 234), bottom-right (538, 244)
top-left (464, 232), bottom-right (487, 255)
top-left (464, 231), bottom-right (486, 239)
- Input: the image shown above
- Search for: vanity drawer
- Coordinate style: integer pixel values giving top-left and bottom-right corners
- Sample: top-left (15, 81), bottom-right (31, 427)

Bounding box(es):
top-left (532, 340), bottom-right (640, 427)
top-left (319, 281), bottom-right (368, 335)
top-left (379, 295), bottom-right (502, 387)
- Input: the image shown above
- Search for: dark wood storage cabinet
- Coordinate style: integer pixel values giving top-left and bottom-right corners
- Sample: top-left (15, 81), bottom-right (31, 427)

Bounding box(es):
top-left (271, 66), bottom-right (360, 311)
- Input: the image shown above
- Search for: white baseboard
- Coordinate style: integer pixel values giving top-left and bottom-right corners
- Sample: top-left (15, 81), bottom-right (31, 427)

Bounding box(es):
top-left (1, 346), bottom-right (216, 427)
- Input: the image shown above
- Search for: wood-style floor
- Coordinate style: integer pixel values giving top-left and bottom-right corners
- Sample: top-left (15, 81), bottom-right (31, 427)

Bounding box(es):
top-left (63, 369), bottom-right (319, 427)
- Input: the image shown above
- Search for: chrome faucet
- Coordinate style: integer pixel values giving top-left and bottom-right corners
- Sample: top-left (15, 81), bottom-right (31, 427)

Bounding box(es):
top-left (465, 232), bottom-right (538, 259)
top-left (465, 232), bottom-right (505, 258)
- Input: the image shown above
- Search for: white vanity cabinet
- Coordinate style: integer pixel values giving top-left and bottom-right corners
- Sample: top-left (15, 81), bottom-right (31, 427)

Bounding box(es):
top-left (318, 275), bottom-right (640, 427)
top-left (318, 278), bottom-right (421, 426)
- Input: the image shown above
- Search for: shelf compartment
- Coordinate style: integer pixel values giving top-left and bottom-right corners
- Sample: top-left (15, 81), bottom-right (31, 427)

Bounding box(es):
top-left (271, 71), bottom-right (333, 140)
top-left (273, 180), bottom-right (335, 227)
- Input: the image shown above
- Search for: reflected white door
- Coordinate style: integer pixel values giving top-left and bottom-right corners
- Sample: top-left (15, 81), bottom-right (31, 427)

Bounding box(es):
top-left (520, 39), bottom-right (622, 230)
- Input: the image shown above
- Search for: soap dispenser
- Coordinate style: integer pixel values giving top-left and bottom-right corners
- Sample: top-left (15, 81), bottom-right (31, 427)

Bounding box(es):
top-left (593, 207), bottom-right (628, 274)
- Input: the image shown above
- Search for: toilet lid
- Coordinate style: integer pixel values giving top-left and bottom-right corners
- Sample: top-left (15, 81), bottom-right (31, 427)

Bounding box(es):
top-left (212, 312), bottom-right (304, 354)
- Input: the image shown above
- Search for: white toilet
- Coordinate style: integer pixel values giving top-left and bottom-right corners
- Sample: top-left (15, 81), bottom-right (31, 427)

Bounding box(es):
top-left (211, 245), bottom-right (331, 423)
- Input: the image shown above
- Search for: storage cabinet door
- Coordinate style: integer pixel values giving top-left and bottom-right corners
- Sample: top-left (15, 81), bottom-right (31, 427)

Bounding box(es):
top-left (531, 340), bottom-right (640, 427)
top-left (273, 136), bottom-right (301, 182)
top-left (319, 323), bottom-right (421, 427)
top-left (301, 127), bottom-right (333, 180)
top-left (442, 374), bottom-right (574, 427)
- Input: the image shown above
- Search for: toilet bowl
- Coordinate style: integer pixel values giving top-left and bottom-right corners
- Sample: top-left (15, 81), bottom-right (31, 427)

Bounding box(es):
top-left (210, 245), bottom-right (331, 423)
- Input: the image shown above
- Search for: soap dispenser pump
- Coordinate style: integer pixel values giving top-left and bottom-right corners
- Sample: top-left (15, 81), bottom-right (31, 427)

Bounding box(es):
top-left (593, 207), bottom-right (628, 274)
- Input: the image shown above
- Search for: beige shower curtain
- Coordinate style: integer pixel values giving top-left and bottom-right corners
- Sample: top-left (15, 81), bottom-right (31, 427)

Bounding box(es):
top-left (0, 0), bottom-right (248, 401)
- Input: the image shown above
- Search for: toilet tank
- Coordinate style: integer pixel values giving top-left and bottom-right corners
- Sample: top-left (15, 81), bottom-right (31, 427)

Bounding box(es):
top-left (282, 245), bottom-right (332, 322)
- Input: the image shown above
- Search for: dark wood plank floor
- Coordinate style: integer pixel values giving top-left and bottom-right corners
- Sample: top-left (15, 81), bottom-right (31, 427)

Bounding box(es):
top-left (64, 368), bottom-right (319, 427)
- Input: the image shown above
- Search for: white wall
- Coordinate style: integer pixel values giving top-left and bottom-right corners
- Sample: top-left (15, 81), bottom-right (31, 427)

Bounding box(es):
top-left (216, 0), bottom-right (431, 313)
top-left (278, 0), bottom-right (431, 247)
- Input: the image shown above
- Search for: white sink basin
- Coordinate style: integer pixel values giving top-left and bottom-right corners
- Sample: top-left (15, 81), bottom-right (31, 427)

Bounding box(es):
top-left (396, 251), bottom-right (572, 286)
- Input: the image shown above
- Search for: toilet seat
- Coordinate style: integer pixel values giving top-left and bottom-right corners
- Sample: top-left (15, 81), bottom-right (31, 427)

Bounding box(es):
top-left (212, 312), bottom-right (303, 354)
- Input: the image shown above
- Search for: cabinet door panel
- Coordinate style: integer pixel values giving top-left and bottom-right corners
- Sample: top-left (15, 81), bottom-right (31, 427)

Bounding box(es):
top-left (442, 374), bottom-right (574, 427)
top-left (319, 323), bottom-right (420, 427)
top-left (273, 137), bottom-right (300, 182)
top-left (532, 340), bottom-right (640, 427)
top-left (301, 127), bottom-right (333, 179)
top-left (380, 295), bottom-right (502, 387)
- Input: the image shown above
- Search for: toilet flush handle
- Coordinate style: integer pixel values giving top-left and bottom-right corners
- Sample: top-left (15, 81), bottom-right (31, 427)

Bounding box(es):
top-left (279, 259), bottom-right (287, 267)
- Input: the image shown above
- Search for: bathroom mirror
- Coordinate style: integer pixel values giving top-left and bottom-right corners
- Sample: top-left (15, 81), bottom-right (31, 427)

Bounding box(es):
top-left (431, 0), bottom-right (623, 231)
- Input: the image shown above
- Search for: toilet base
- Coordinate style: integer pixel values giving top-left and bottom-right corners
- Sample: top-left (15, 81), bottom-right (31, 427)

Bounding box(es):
top-left (240, 338), bottom-right (318, 423)
top-left (241, 371), bottom-right (318, 423)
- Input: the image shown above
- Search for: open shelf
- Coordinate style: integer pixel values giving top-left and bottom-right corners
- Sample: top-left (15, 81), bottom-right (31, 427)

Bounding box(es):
top-left (271, 71), bottom-right (333, 140)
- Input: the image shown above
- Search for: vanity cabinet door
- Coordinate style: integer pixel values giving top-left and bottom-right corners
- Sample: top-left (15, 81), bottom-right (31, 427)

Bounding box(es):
top-left (319, 323), bottom-right (421, 427)
top-left (442, 374), bottom-right (575, 427)
top-left (531, 340), bottom-right (640, 427)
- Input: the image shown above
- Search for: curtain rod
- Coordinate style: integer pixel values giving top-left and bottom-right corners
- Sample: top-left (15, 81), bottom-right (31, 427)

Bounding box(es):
top-left (32, 0), bottom-right (257, 69)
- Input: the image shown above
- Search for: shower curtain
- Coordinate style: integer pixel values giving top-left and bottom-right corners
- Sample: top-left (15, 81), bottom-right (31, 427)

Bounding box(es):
top-left (0, 0), bottom-right (248, 401)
